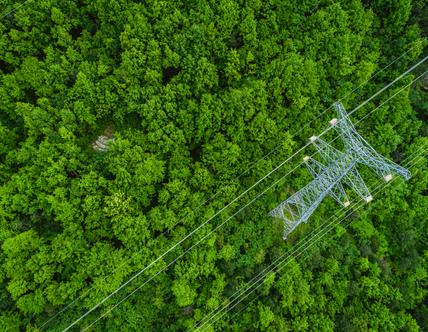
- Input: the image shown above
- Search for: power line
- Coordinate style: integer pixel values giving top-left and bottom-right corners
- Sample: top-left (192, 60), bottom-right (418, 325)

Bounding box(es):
top-left (75, 67), bottom-right (427, 331)
top-left (0, 0), bottom-right (32, 21)
top-left (0, 0), bottom-right (423, 328)
top-left (63, 60), bottom-right (427, 331)
top-left (40, 36), bottom-right (426, 332)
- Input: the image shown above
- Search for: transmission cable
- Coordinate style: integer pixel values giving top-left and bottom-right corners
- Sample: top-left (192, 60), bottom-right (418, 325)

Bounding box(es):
top-left (75, 66), bottom-right (427, 332)
top-left (1, 1), bottom-right (424, 329)
top-left (0, 0), bottom-right (32, 21)
top-left (40, 38), bottom-right (426, 331)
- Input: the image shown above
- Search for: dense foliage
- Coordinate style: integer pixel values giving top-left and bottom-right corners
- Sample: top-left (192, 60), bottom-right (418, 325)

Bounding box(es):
top-left (0, 0), bottom-right (427, 331)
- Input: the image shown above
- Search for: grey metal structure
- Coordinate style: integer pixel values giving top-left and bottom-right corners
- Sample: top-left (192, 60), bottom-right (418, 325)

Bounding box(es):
top-left (269, 102), bottom-right (411, 239)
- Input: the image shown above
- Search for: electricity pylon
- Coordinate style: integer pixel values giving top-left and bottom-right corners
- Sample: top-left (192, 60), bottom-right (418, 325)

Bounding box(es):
top-left (269, 102), bottom-right (411, 239)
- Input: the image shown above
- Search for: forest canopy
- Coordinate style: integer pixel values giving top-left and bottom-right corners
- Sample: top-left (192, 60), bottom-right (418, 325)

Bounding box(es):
top-left (0, 0), bottom-right (427, 331)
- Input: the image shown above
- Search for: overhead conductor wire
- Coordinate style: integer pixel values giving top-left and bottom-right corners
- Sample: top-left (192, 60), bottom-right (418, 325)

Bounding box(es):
top-left (41, 42), bottom-right (424, 330)
top-left (38, 25), bottom-right (424, 327)
top-left (1, 1), bottom-right (424, 329)
top-left (75, 62), bottom-right (427, 331)
top-left (0, 0), bottom-right (33, 20)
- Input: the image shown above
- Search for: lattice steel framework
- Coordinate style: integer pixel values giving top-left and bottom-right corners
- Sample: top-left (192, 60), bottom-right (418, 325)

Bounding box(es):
top-left (269, 102), bottom-right (411, 239)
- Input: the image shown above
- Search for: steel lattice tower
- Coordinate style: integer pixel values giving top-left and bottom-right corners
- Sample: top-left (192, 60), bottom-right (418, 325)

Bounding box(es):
top-left (269, 102), bottom-right (411, 239)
